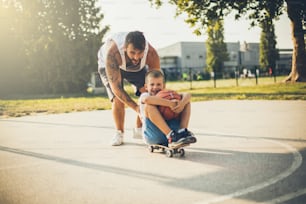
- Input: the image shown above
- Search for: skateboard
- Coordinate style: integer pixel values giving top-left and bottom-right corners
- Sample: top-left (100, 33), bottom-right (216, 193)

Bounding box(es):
top-left (148, 142), bottom-right (190, 158)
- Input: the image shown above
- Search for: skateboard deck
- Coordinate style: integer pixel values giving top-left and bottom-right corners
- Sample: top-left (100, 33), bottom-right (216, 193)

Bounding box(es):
top-left (148, 142), bottom-right (190, 157)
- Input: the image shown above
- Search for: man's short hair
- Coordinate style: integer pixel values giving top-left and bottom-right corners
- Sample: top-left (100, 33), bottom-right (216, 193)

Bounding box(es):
top-left (125, 31), bottom-right (146, 51)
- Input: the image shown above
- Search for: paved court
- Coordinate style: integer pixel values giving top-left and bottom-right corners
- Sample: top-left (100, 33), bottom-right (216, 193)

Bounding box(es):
top-left (0, 100), bottom-right (306, 204)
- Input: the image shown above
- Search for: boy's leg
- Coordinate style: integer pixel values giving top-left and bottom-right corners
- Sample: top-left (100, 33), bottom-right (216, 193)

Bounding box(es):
top-left (143, 118), bottom-right (168, 146)
top-left (179, 102), bottom-right (191, 129)
top-left (178, 102), bottom-right (197, 143)
top-left (145, 104), bottom-right (172, 135)
top-left (144, 104), bottom-right (189, 147)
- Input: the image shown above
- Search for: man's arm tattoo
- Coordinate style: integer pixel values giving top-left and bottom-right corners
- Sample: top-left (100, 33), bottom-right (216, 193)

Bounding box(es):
top-left (106, 53), bottom-right (119, 83)
top-left (106, 51), bottom-right (138, 110)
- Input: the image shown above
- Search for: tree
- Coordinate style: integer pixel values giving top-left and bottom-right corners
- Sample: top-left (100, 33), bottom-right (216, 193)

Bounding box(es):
top-left (149, 0), bottom-right (306, 82)
top-left (206, 19), bottom-right (228, 75)
top-left (25, 0), bottom-right (109, 93)
top-left (285, 0), bottom-right (306, 82)
top-left (0, 1), bottom-right (28, 95)
top-left (0, 0), bottom-right (109, 96)
top-left (259, 17), bottom-right (278, 74)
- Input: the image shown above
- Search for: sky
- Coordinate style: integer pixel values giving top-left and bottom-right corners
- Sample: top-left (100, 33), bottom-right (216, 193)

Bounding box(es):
top-left (98, 0), bottom-right (293, 49)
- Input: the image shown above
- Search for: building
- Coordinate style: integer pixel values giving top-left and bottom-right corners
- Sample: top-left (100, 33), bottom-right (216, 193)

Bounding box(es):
top-left (240, 42), bottom-right (260, 69)
top-left (276, 49), bottom-right (292, 75)
top-left (223, 42), bottom-right (241, 75)
top-left (157, 41), bottom-right (292, 80)
top-left (158, 42), bottom-right (206, 80)
top-left (87, 41), bottom-right (293, 94)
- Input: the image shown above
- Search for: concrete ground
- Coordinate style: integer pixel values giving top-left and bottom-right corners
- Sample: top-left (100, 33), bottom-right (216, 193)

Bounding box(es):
top-left (0, 100), bottom-right (306, 204)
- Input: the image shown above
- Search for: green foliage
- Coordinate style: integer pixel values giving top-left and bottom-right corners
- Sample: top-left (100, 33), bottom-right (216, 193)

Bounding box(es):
top-left (258, 1), bottom-right (281, 74)
top-left (149, 0), bottom-right (285, 35)
top-left (1, 80), bottom-right (305, 117)
top-left (205, 20), bottom-right (228, 74)
top-left (259, 18), bottom-right (278, 73)
top-left (0, 0), bottom-right (109, 96)
top-left (149, 0), bottom-right (306, 81)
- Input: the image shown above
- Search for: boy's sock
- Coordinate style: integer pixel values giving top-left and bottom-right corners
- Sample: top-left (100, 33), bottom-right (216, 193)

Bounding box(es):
top-left (166, 130), bottom-right (174, 143)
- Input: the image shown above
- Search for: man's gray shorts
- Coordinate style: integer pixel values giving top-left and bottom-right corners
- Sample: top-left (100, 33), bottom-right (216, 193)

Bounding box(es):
top-left (98, 67), bottom-right (147, 101)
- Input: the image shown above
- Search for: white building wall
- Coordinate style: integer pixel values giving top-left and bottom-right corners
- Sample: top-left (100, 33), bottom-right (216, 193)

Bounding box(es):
top-left (158, 43), bottom-right (183, 68)
top-left (180, 42), bottom-right (206, 70)
top-left (158, 41), bottom-right (260, 73)
top-left (224, 42), bottom-right (240, 71)
top-left (158, 42), bottom-right (206, 72)
top-left (240, 43), bottom-right (260, 68)
top-left (157, 43), bottom-right (182, 56)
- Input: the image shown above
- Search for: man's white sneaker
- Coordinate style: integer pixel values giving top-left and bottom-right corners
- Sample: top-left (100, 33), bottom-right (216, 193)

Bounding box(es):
top-left (110, 130), bottom-right (124, 146)
top-left (133, 127), bottom-right (143, 139)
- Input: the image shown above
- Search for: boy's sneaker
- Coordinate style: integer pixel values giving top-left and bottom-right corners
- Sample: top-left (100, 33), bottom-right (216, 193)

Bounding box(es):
top-left (110, 130), bottom-right (124, 146)
top-left (167, 130), bottom-right (188, 148)
top-left (177, 128), bottom-right (197, 144)
top-left (133, 127), bottom-right (143, 139)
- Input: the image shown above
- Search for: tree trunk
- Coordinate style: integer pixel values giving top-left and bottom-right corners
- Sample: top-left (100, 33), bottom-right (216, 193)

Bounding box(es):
top-left (284, 0), bottom-right (306, 82)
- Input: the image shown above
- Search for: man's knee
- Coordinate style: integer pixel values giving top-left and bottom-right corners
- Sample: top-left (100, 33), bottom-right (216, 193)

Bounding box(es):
top-left (113, 97), bottom-right (125, 108)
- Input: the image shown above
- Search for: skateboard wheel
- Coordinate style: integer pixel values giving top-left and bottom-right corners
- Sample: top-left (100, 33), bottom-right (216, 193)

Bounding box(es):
top-left (166, 150), bottom-right (173, 157)
top-left (149, 146), bottom-right (154, 153)
top-left (178, 148), bottom-right (185, 157)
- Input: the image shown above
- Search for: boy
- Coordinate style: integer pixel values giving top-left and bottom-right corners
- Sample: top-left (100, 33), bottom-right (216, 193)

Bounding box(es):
top-left (139, 70), bottom-right (196, 148)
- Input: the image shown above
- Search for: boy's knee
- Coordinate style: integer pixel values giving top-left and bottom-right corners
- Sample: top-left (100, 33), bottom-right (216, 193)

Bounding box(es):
top-left (144, 104), bottom-right (153, 111)
top-left (144, 104), bottom-right (157, 118)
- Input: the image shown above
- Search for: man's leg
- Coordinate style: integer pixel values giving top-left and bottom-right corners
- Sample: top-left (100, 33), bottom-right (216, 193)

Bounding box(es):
top-left (136, 86), bottom-right (146, 128)
top-left (112, 97), bottom-right (125, 132)
top-left (98, 68), bottom-right (125, 145)
top-left (121, 69), bottom-right (146, 138)
top-left (108, 96), bottom-right (125, 146)
top-left (133, 86), bottom-right (143, 138)
top-left (99, 67), bottom-right (125, 132)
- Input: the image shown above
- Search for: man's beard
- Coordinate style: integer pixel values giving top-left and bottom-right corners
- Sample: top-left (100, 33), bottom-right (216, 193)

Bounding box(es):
top-left (130, 58), bottom-right (140, 65)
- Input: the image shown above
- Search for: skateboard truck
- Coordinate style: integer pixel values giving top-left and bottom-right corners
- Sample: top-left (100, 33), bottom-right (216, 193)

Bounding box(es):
top-left (148, 143), bottom-right (189, 158)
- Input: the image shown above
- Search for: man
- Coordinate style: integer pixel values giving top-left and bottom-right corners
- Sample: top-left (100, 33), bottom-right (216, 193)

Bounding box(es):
top-left (97, 31), bottom-right (160, 146)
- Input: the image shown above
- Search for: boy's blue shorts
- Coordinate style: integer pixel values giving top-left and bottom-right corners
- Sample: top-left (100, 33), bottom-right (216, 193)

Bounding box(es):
top-left (143, 117), bottom-right (180, 146)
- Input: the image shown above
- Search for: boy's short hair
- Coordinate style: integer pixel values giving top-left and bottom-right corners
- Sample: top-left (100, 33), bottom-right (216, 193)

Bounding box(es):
top-left (145, 70), bottom-right (165, 83)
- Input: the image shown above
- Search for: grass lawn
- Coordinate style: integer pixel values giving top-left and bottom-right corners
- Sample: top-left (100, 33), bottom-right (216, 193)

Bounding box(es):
top-left (0, 76), bottom-right (305, 118)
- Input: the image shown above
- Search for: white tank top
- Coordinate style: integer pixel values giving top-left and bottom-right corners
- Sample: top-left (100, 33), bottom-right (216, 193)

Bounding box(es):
top-left (98, 32), bottom-right (149, 72)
